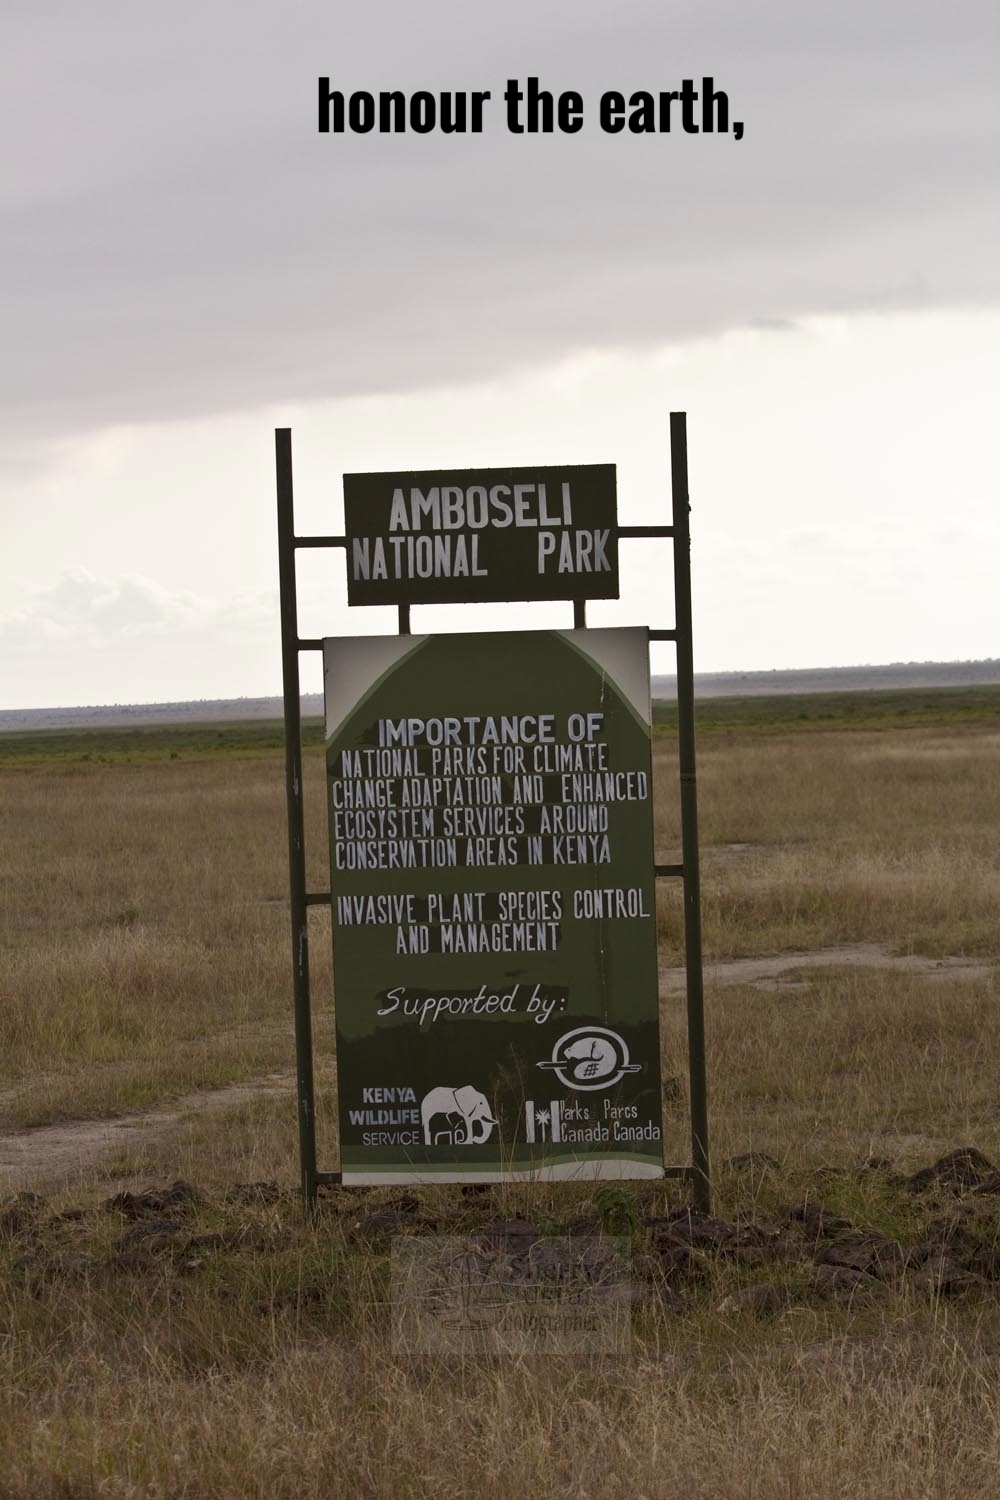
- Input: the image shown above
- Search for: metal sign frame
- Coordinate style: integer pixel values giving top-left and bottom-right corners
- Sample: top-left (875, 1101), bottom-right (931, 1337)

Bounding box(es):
top-left (276, 412), bottom-right (709, 1210)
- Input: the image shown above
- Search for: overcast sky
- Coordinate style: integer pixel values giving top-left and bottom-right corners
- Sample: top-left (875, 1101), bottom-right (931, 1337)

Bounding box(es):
top-left (3, 1), bottom-right (998, 708)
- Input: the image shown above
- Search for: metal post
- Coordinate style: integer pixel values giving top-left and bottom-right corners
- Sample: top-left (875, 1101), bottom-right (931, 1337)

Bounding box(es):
top-left (275, 429), bottom-right (318, 1207)
top-left (670, 412), bottom-right (710, 1212)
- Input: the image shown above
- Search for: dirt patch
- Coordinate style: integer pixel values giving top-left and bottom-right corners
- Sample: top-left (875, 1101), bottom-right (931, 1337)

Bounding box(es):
top-left (660, 944), bottom-right (997, 995)
top-left (6, 1150), bottom-right (1000, 1319)
top-left (2, 944), bottom-right (995, 1195)
top-left (0, 1073), bottom-right (295, 1195)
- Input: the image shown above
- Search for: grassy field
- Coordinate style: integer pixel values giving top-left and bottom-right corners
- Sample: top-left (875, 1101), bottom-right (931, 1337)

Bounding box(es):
top-left (2, 690), bottom-right (1000, 1497)
top-left (0, 717), bottom-right (326, 768)
top-left (654, 682), bottom-right (1000, 734)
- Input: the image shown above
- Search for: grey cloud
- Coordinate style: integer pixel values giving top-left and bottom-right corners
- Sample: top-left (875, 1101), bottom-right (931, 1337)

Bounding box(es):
top-left (1, 564), bottom-right (282, 709)
top-left (2, 569), bottom-right (274, 645)
top-left (2, 0), bottom-right (997, 448)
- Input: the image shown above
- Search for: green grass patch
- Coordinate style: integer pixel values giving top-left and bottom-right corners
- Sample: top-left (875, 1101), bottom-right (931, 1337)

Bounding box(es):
top-left (5, 684), bottom-right (998, 765)
top-left (0, 718), bottom-right (327, 767)
top-left (653, 684), bottom-right (1000, 735)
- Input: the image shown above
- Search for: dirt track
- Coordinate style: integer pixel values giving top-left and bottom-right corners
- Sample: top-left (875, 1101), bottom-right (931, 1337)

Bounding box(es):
top-left (2, 946), bottom-right (995, 1195)
top-left (0, 1074), bottom-right (296, 1195)
top-left (659, 943), bottom-right (996, 994)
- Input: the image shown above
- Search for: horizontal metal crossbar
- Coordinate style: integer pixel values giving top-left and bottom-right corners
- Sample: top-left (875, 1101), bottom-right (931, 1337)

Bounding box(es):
top-left (618, 525), bottom-right (675, 538)
top-left (305, 875), bottom-right (680, 902)
top-left (293, 530), bottom-right (672, 548)
top-left (301, 632), bottom-right (676, 656)
top-left (302, 632), bottom-right (676, 650)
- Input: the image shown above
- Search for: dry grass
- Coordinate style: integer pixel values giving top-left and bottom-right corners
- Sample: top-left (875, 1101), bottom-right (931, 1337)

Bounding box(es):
top-left (4, 1189), bottom-right (1000, 1499)
top-left (3, 719), bottom-right (997, 1132)
top-left (654, 726), bottom-right (1000, 957)
top-left (694, 968), bottom-right (1000, 1171)
top-left (3, 709), bottom-right (1000, 1496)
top-left (0, 758), bottom-right (331, 1126)
top-left (4, 1316), bottom-right (1000, 1498)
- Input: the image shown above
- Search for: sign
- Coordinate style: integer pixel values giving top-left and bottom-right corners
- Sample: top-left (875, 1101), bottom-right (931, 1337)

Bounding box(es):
top-left (343, 464), bottom-right (619, 606)
top-left (323, 627), bottom-right (663, 1183)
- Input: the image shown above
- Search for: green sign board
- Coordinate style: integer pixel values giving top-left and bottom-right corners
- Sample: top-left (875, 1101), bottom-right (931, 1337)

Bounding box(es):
top-left (324, 627), bottom-right (664, 1183)
top-left (343, 464), bottom-right (619, 606)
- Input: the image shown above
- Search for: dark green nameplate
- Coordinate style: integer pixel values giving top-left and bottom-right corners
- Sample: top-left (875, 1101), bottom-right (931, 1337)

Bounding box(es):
top-left (343, 465), bottom-right (618, 605)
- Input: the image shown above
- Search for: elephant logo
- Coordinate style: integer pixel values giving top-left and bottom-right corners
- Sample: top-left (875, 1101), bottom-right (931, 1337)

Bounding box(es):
top-left (537, 1026), bottom-right (643, 1091)
top-left (421, 1085), bottom-right (499, 1147)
